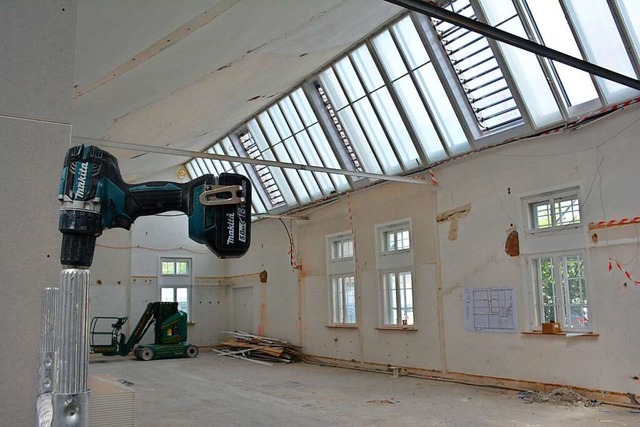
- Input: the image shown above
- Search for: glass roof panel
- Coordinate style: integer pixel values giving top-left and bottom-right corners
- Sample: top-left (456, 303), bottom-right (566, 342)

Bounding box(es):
top-left (392, 15), bottom-right (430, 70)
top-left (525, 0), bottom-right (599, 107)
top-left (295, 130), bottom-right (336, 195)
top-left (353, 97), bottom-right (402, 174)
top-left (211, 143), bottom-right (233, 172)
top-left (372, 30), bottom-right (408, 81)
top-left (205, 148), bottom-right (227, 175)
top-left (290, 88), bottom-right (318, 127)
top-left (414, 63), bottom-right (468, 154)
top-left (272, 143), bottom-right (311, 204)
top-left (268, 105), bottom-right (293, 139)
top-left (370, 87), bottom-right (421, 170)
top-left (185, 162), bottom-right (197, 179)
top-left (319, 68), bottom-right (349, 110)
top-left (279, 96), bottom-right (305, 134)
top-left (284, 137), bottom-right (322, 199)
top-left (307, 123), bottom-right (350, 191)
top-left (337, 106), bottom-right (383, 174)
top-left (351, 45), bottom-right (384, 92)
top-left (618, 0), bottom-right (640, 60)
top-left (393, 75), bottom-right (447, 162)
top-left (335, 57), bottom-right (366, 102)
top-left (565, 0), bottom-right (638, 102)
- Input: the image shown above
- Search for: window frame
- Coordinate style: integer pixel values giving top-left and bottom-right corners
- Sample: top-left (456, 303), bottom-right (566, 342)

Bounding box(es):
top-left (381, 268), bottom-right (415, 326)
top-left (523, 187), bottom-right (581, 233)
top-left (327, 232), bottom-right (357, 326)
top-left (528, 250), bottom-right (591, 332)
top-left (330, 274), bottom-right (357, 325)
top-left (158, 257), bottom-right (193, 322)
top-left (375, 219), bottom-right (416, 327)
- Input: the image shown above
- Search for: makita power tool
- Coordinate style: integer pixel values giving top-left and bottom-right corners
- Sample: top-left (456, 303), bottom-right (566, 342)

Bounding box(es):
top-left (58, 145), bottom-right (252, 267)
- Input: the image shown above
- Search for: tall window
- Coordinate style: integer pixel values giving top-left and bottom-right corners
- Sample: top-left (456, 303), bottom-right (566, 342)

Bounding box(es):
top-left (376, 220), bottom-right (415, 326)
top-left (159, 258), bottom-right (192, 321)
top-left (532, 253), bottom-right (590, 330)
top-left (382, 270), bottom-right (414, 325)
top-left (327, 234), bottom-right (356, 325)
top-left (522, 187), bottom-right (590, 331)
top-left (331, 275), bottom-right (356, 324)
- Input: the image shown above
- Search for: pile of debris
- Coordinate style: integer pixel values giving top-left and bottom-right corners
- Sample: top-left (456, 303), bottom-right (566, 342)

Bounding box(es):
top-left (213, 331), bottom-right (303, 366)
top-left (519, 388), bottom-right (599, 407)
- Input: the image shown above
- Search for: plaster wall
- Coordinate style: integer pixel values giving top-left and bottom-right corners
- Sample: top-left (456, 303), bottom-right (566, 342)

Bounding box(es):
top-left (228, 107), bottom-right (640, 395)
top-left (0, 1), bottom-right (77, 424)
top-left (436, 108), bottom-right (640, 394)
top-left (105, 108), bottom-right (640, 395)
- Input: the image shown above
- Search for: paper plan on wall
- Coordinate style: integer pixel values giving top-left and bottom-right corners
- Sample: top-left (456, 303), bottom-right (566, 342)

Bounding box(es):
top-left (463, 287), bottom-right (518, 333)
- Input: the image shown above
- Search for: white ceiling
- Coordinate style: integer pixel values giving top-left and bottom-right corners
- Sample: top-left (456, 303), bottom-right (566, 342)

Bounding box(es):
top-left (72, 0), bottom-right (403, 180)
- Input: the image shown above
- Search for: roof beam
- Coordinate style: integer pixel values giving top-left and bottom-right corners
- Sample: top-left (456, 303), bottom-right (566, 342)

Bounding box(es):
top-left (384, 0), bottom-right (640, 91)
top-left (72, 136), bottom-right (429, 185)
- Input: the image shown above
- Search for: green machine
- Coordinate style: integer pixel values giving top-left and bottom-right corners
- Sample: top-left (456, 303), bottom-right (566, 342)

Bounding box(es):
top-left (90, 302), bottom-right (199, 361)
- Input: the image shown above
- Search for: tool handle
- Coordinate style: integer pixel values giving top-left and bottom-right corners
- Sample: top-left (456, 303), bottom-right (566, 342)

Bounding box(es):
top-left (110, 176), bottom-right (213, 229)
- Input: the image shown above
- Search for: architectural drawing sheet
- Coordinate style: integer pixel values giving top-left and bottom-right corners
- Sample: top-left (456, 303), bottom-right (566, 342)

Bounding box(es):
top-left (463, 287), bottom-right (518, 333)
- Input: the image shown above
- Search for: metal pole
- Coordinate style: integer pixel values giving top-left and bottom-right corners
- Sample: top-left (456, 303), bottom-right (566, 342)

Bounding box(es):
top-left (383, 0), bottom-right (640, 91)
top-left (52, 269), bottom-right (91, 427)
top-left (36, 287), bottom-right (59, 427)
top-left (71, 136), bottom-right (429, 186)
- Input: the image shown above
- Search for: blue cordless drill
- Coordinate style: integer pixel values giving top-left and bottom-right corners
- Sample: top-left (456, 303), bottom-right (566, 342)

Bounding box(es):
top-left (58, 145), bottom-right (251, 267)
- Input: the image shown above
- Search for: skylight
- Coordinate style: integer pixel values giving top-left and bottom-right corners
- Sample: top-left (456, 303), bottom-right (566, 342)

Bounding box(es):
top-left (186, 2), bottom-right (640, 215)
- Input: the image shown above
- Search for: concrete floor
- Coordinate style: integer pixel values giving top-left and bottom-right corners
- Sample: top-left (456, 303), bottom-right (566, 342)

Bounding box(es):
top-left (90, 352), bottom-right (639, 426)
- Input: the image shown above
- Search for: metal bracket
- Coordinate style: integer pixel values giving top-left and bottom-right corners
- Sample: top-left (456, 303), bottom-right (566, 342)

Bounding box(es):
top-left (199, 185), bottom-right (244, 206)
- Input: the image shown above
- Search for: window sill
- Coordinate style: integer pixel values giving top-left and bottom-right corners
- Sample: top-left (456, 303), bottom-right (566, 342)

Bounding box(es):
top-left (521, 331), bottom-right (598, 337)
top-left (375, 326), bottom-right (418, 331)
top-left (325, 324), bottom-right (358, 329)
top-left (187, 322), bottom-right (195, 326)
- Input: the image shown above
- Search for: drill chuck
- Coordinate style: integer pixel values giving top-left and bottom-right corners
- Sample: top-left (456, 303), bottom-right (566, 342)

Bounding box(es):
top-left (59, 209), bottom-right (102, 267)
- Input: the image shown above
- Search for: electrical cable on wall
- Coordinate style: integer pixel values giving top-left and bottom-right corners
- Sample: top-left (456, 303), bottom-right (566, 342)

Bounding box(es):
top-left (277, 218), bottom-right (302, 271)
top-left (96, 244), bottom-right (213, 255)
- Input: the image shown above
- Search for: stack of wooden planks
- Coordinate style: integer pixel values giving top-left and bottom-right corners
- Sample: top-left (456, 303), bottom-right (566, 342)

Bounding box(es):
top-left (213, 331), bottom-right (303, 366)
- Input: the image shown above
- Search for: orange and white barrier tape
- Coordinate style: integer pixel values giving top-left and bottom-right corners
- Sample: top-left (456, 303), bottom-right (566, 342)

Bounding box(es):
top-left (589, 216), bottom-right (640, 230)
top-left (608, 258), bottom-right (640, 286)
top-left (429, 170), bottom-right (439, 186)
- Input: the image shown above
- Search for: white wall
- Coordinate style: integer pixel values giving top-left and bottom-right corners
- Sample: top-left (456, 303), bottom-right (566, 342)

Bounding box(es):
top-left (91, 106), bottom-right (640, 396)
top-left (437, 108), bottom-right (640, 393)
top-left (0, 1), bottom-right (77, 424)
top-left (235, 106), bottom-right (640, 395)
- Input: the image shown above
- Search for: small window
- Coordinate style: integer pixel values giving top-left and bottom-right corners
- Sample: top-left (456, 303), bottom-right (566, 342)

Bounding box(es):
top-left (382, 223), bottom-right (411, 252)
top-left (161, 259), bottom-right (190, 276)
top-left (527, 190), bottom-right (580, 231)
top-left (382, 270), bottom-right (414, 326)
top-left (532, 253), bottom-right (590, 330)
top-left (330, 275), bottom-right (356, 324)
top-left (331, 236), bottom-right (354, 260)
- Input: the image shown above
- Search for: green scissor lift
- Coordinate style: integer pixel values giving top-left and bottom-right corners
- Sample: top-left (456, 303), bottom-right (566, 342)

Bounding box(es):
top-left (90, 302), bottom-right (199, 361)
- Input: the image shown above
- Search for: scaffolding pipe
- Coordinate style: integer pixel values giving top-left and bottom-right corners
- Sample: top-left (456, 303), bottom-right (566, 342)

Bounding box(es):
top-left (384, 0), bottom-right (640, 91)
top-left (71, 136), bottom-right (428, 186)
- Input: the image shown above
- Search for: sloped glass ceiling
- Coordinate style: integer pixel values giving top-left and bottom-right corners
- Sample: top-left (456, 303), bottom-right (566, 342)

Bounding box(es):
top-left (187, 0), bottom-right (640, 215)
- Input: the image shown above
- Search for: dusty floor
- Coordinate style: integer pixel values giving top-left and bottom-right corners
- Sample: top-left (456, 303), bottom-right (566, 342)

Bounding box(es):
top-left (90, 352), bottom-right (639, 426)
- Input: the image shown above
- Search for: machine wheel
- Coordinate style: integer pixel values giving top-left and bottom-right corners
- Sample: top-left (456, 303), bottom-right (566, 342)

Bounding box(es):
top-left (185, 345), bottom-right (199, 358)
top-left (138, 347), bottom-right (155, 361)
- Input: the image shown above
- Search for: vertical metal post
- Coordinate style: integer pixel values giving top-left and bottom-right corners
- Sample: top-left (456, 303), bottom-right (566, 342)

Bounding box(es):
top-left (51, 268), bottom-right (91, 427)
top-left (36, 287), bottom-right (59, 427)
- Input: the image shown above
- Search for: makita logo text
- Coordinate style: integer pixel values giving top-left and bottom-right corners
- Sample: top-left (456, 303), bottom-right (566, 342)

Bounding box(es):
top-left (76, 162), bottom-right (89, 199)
top-left (226, 212), bottom-right (235, 245)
